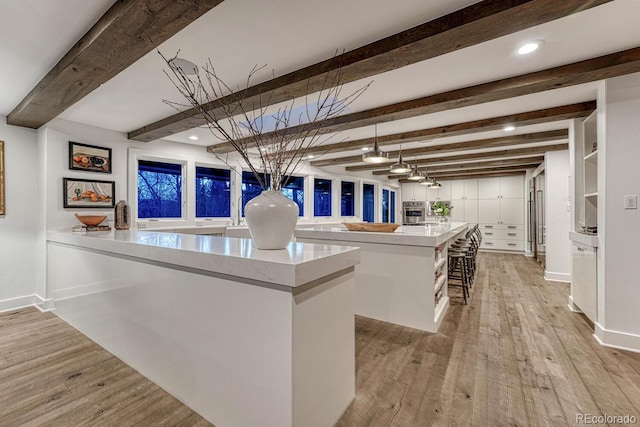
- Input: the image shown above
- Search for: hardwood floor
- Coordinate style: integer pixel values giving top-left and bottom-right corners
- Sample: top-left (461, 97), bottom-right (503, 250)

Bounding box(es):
top-left (1, 253), bottom-right (639, 426)
top-left (338, 253), bottom-right (640, 426)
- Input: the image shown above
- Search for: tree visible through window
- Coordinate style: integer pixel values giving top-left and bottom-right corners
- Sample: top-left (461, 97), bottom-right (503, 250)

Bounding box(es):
top-left (282, 175), bottom-right (304, 216)
top-left (382, 189), bottom-right (389, 223)
top-left (341, 181), bottom-right (355, 216)
top-left (314, 178), bottom-right (332, 216)
top-left (241, 171), bottom-right (270, 216)
top-left (138, 160), bottom-right (183, 218)
top-left (196, 167), bottom-right (231, 217)
top-left (363, 183), bottom-right (375, 223)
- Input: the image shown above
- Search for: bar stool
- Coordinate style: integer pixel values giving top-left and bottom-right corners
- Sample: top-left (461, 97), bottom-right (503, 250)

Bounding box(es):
top-left (448, 249), bottom-right (471, 304)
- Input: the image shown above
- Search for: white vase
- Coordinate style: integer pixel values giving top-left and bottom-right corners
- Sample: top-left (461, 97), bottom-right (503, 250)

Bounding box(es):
top-left (244, 190), bottom-right (298, 250)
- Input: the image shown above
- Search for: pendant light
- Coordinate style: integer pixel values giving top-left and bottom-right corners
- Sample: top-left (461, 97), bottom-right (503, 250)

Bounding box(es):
top-left (430, 179), bottom-right (442, 188)
top-left (389, 143), bottom-right (411, 173)
top-left (419, 166), bottom-right (433, 186)
top-left (406, 163), bottom-right (424, 181)
top-left (362, 124), bottom-right (389, 163)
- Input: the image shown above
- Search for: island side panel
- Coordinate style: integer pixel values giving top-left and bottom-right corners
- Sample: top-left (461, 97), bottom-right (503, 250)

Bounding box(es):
top-left (292, 269), bottom-right (356, 427)
top-left (298, 238), bottom-right (438, 332)
top-left (48, 242), bottom-right (294, 427)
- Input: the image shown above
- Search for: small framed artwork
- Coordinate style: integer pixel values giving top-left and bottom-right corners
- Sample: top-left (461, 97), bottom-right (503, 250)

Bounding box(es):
top-left (69, 141), bottom-right (112, 173)
top-left (63, 178), bottom-right (115, 209)
top-left (0, 141), bottom-right (5, 215)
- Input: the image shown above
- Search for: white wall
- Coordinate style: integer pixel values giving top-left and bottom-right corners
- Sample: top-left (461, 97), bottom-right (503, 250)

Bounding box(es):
top-left (596, 73), bottom-right (640, 351)
top-left (544, 150), bottom-right (571, 282)
top-left (0, 117), bottom-right (39, 310)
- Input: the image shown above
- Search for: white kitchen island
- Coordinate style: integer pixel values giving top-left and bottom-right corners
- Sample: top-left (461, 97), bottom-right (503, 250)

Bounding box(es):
top-left (296, 222), bottom-right (468, 332)
top-left (46, 230), bottom-right (360, 427)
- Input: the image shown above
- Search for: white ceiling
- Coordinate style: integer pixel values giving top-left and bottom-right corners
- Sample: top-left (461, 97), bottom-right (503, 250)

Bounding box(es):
top-left (2, 0), bottom-right (640, 163)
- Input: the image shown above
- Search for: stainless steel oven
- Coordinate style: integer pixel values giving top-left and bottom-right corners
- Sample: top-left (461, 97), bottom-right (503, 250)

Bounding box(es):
top-left (402, 201), bottom-right (426, 225)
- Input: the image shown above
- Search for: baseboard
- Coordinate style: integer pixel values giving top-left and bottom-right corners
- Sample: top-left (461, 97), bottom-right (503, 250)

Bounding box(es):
top-left (567, 295), bottom-right (583, 313)
top-left (524, 251), bottom-right (534, 257)
top-left (594, 322), bottom-right (640, 354)
top-left (544, 271), bottom-right (571, 283)
top-left (35, 295), bottom-right (55, 312)
top-left (0, 294), bottom-right (54, 313)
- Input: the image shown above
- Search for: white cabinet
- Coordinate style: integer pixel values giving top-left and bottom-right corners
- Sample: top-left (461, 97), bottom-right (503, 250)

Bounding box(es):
top-left (477, 175), bottom-right (524, 252)
top-left (478, 198), bottom-right (523, 225)
top-left (478, 175), bottom-right (523, 199)
top-left (479, 224), bottom-right (524, 251)
top-left (426, 180), bottom-right (451, 201)
top-left (450, 179), bottom-right (478, 200)
top-left (451, 199), bottom-right (478, 224)
top-left (401, 182), bottom-right (426, 201)
top-left (572, 241), bottom-right (597, 322)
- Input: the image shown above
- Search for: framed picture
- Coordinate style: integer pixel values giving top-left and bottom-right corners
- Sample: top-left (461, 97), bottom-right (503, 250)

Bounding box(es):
top-left (63, 178), bottom-right (115, 209)
top-left (0, 141), bottom-right (4, 215)
top-left (69, 141), bottom-right (112, 173)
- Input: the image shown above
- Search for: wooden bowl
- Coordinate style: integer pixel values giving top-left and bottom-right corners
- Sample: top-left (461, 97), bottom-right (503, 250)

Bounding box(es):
top-left (342, 222), bottom-right (400, 232)
top-left (75, 213), bottom-right (107, 226)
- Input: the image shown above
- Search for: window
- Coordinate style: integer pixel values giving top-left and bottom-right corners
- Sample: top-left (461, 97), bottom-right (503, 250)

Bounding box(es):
top-left (381, 189), bottom-right (397, 223)
top-left (282, 175), bottom-right (305, 216)
top-left (363, 183), bottom-right (375, 223)
top-left (241, 171), bottom-right (270, 216)
top-left (195, 166), bottom-right (231, 217)
top-left (314, 178), bottom-right (332, 216)
top-left (138, 160), bottom-right (183, 218)
top-left (390, 190), bottom-right (396, 223)
top-left (382, 189), bottom-right (389, 223)
top-left (341, 181), bottom-right (355, 216)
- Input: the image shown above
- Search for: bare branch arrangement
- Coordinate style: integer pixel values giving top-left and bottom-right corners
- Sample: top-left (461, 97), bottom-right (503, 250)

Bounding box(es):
top-left (161, 51), bottom-right (370, 191)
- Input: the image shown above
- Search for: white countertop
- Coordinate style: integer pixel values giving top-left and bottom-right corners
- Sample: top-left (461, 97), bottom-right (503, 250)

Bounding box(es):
top-left (47, 230), bottom-right (360, 289)
top-left (569, 231), bottom-right (599, 247)
top-left (295, 222), bottom-right (469, 247)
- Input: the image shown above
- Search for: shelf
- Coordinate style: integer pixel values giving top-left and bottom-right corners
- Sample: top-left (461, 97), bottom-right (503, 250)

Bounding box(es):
top-left (434, 257), bottom-right (446, 272)
top-left (584, 150), bottom-right (598, 162)
top-left (434, 274), bottom-right (447, 294)
top-left (584, 192), bottom-right (598, 198)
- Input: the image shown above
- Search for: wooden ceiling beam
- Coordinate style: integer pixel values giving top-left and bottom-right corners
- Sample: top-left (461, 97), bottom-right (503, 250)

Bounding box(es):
top-left (309, 129), bottom-right (566, 167)
top-left (382, 158), bottom-right (543, 178)
top-left (122, 0), bottom-right (610, 145)
top-left (398, 170), bottom-right (526, 182)
top-left (294, 102), bottom-right (592, 157)
top-left (209, 43), bottom-right (640, 155)
top-left (346, 143), bottom-right (567, 172)
top-left (7, 0), bottom-right (224, 129)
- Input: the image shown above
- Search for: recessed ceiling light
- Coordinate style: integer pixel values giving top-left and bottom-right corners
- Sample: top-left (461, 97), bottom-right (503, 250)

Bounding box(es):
top-left (307, 154), bottom-right (315, 159)
top-left (361, 147), bottom-right (370, 151)
top-left (503, 125), bottom-right (516, 132)
top-left (188, 135), bottom-right (199, 141)
top-left (517, 40), bottom-right (542, 55)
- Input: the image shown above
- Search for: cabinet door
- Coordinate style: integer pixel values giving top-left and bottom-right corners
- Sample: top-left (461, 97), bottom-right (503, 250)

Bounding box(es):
top-left (401, 183), bottom-right (414, 201)
top-left (478, 177), bottom-right (500, 199)
top-left (450, 199), bottom-right (465, 221)
top-left (426, 186), bottom-right (439, 201)
top-left (572, 243), bottom-right (597, 322)
top-left (413, 184), bottom-right (427, 201)
top-left (499, 198), bottom-right (524, 225)
top-left (478, 199), bottom-right (500, 223)
top-left (438, 180), bottom-right (451, 200)
top-left (450, 180), bottom-right (464, 200)
top-left (463, 178), bottom-right (478, 199)
top-left (499, 175), bottom-right (523, 199)
top-left (465, 199), bottom-right (478, 224)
